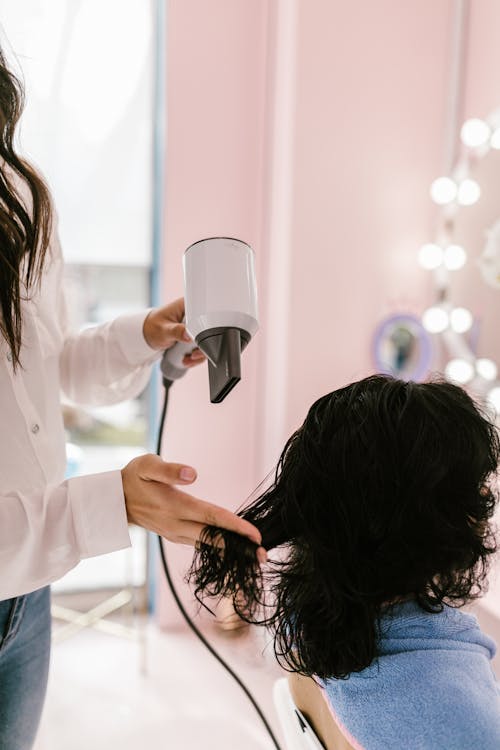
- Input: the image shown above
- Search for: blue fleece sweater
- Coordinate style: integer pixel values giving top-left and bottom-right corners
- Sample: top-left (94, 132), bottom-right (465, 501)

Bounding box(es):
top-left (322, 601), bottom-right (500, 749)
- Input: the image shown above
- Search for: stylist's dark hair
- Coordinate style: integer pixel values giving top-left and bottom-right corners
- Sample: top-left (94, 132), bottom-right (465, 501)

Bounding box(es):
top-left (188, 375), bottom-right (499, 679)
top-left (0, 47), bottom-right (52, 369)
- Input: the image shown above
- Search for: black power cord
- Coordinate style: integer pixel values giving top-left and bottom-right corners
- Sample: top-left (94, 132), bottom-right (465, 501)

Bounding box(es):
top-left (156, 379), bottom-right (283, 750)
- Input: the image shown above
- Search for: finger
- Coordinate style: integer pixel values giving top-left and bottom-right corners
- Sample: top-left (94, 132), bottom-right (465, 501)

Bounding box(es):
top-left (183, 352), bottom-right (206, 368)
top-left (163, 297), bottom-right (185, 323)
top-left (184, 360), bottom-right (205, 370)
top-left (185, 348), bottom-right (205, 360)
top-left (177, 524), bottom-right (252, 554)
top-left (178, 495), bottom-right (262, 545)
top-left (161, 520), bottom-right (209, 546)
top-left (139, 456), bottom-right (197, 485)
top-left (167, 322), bottom-right (192, 344)
top-left (256, 546), bottom-right (268, 564)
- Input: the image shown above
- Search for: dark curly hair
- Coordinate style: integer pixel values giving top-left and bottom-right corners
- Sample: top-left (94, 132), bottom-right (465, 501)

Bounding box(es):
top-left (188, 375), bottom-right (499, 679)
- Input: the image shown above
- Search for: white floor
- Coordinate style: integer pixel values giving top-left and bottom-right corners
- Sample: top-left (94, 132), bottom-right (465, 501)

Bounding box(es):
top-left (34, 602), bottom-right (284, 750)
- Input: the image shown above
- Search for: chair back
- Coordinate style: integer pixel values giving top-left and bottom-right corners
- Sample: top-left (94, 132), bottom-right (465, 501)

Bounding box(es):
top-left (273, 678), bottom-right (326, 749)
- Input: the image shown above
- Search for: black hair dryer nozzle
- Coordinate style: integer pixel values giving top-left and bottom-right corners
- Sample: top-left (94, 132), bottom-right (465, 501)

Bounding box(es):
top-left (196, 327), bottom-right (250, 403)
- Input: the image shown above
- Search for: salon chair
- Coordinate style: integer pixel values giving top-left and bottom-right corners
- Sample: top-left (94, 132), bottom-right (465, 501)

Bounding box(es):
top-left (273, 678), bottom-right (325, 749)
top-left (274, 676), bottom-right (357, 750)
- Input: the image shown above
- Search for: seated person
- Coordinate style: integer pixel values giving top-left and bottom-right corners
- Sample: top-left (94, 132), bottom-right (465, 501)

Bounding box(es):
top-left (188, 375), bottom-right (500, 750)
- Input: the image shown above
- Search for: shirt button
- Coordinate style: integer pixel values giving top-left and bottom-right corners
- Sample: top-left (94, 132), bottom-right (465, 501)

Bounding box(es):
top-left (31, 424), bottom-right (40, 434)
top-left (6, 352), bottom-right (12, 362)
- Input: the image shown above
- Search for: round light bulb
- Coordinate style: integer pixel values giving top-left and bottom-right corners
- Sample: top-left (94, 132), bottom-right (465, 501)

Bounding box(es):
top-left (430, 177), bottom-right (458, 205)
top-left (444, 244), bottom-right (467, 270)
top-left (457, 179), bottom-right (481, 206)
top-left (476, 358), bottom-right (498, 381)
top-left (422, 306), bottom-right (449, 333)
top-left (445, 358), bottom-right (474, 384)
top-left (490, 128), bottom-right (500, 150)
top-left (460, 118), bottom-right (491, 148)
top-left (487, 387), bottom-right (500, 413)
top-left (418, 243), bottom-right (444, 270)
top-left (450, 307), bottom-right (473, 333)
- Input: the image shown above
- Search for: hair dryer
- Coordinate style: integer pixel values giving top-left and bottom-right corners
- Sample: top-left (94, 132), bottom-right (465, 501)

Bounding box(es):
top-left (161, 237), bottom-right (259, 402)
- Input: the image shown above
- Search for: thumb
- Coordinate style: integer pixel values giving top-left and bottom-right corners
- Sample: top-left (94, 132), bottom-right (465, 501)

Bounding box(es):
top-left (167, 322), bottom-right (191, 344)
top-left (138, 455), bottom-right (197, 485)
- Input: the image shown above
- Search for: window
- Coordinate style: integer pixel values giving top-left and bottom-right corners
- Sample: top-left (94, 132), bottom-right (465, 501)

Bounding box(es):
top-left (0, 0), bottom-right (159, 592)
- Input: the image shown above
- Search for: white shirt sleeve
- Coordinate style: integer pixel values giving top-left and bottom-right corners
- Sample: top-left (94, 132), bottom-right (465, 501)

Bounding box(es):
top-left (55, 231), bottom-right (162, 406)
top-left (0, 215), bottom-right (162, 599)
top-left (0, 470), bottom-right (131, 600)
top-left (59, 309), bottom-right (162, 406)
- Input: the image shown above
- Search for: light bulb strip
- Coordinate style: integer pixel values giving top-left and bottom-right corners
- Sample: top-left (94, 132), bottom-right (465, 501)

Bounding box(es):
top-left (421, 108), bottom-right (500, 403)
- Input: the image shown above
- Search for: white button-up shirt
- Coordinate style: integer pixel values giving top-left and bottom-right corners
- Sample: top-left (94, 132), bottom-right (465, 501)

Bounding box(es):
top-left (0, 219), bottom-right (161, 600)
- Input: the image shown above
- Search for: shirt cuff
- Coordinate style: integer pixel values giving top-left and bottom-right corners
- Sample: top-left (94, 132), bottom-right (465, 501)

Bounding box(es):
top-left (68, 470), bottom-right (132, 558)
top-left (111, 310), bottom-right (163, 367)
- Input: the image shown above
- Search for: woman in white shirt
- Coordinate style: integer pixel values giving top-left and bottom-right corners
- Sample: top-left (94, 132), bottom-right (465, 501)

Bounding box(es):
top-left (0, 49), bottom-right (262, 750)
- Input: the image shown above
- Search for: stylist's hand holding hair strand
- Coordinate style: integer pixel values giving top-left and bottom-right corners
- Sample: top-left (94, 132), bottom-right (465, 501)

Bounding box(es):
top-left (122, 455), bottom-right (263, 548)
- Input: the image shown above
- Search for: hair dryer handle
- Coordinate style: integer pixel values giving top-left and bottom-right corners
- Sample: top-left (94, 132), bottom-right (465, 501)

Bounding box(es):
top-left (160, 340), bottom-right (197, 382)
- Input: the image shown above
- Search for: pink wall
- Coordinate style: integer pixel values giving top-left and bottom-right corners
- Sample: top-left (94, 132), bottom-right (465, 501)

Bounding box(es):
top-left (158, 0), bottom-right (269, 624)
top-left (158, 0), bottom-right (500, 627)
top-left (464, 0), bottom-right (500, 119)
top-left (281, 0), bottom-right (452, 430)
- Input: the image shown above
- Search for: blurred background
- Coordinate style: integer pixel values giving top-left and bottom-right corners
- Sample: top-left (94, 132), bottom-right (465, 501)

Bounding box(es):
top-left (1, 0), bottom-right (500, 748)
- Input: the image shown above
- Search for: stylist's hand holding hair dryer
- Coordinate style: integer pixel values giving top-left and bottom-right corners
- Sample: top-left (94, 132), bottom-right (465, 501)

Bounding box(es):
top-left (122, 297), bottom-right (262, 548)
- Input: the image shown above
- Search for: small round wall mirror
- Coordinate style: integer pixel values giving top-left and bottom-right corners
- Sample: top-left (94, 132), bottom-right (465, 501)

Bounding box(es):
top-left (373, 314), bottom-right (433, 381)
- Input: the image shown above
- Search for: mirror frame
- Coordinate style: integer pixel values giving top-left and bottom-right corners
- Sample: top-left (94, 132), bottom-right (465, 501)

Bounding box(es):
top-left (372, 313), bottom-right (433, 382)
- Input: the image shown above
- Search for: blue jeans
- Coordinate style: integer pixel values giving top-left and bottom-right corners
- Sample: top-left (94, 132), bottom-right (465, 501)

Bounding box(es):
top-left (0, 587), bottom-right (51, 750)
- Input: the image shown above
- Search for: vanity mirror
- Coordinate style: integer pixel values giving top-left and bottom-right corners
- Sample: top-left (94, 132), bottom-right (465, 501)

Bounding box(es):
top-left (373, 314), bottom-right (432, 382)
top-left (417, 109), bottom-right (500, 407)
